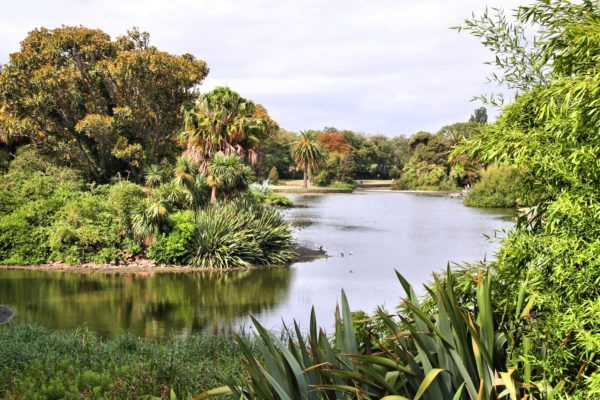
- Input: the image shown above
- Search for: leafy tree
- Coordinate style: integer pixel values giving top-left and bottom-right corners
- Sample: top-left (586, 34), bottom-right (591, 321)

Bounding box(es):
top-left (0, 27), bottom-right (208, 182)
top-left (181, 87), bottom-right (278, 171)
top-left (255, 130), bottom-right (297, 179)
top-left (436, 121), bottom-right (484, 147)
top-left (410, 135), bottom-right (451, 167)
top-left (314, 152), bottom-right (357, 186)
top-left (456, 0), bottom-right (600, 394)
top-left (290, 131), bottom-right (326, 188)
top-left (407, 131), bottom-right (434, 152)
top-left (469, 107), bottom-right (488, 123)
top-left (317, 131), bottom-right (350, 154)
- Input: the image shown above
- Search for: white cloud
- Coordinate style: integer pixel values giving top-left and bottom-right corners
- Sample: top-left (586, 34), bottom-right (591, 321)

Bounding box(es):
top-left (0, 0), bottom-right (523, 135)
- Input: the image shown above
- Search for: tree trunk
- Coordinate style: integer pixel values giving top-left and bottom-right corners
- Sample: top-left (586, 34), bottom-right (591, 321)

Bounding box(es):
top-left (210, 185), bottom-right (217, 204)
top-left (303, 168), bottom-right (308, 188)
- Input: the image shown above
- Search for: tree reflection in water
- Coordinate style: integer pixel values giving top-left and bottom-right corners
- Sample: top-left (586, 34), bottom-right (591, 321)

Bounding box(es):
top-left (0, 268), bottom-right (292, 338)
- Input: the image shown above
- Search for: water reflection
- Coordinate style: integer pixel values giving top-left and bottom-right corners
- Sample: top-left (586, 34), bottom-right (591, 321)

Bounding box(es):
top-left (0, 268), bottom-right (292, 337)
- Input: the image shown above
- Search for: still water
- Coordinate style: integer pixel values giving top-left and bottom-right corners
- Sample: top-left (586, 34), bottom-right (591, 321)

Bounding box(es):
top-left (0, 191), bottom-right (514, 337)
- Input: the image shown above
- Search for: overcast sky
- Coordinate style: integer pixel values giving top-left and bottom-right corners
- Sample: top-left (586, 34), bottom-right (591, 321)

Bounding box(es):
top-left (0, 0), bottom-right (523, 136)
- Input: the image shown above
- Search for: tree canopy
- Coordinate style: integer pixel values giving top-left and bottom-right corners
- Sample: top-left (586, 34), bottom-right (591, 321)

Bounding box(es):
top-left (0, 27), bottom-right (209, 182)
top-left (181, 86), bottom-right (278, 172)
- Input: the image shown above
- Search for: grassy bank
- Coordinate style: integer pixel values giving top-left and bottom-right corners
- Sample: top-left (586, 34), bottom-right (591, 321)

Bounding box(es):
top-left (270, 179), bottom-right (354, 194)
top-left (0, 324), bottom-right (247, 400)
top-left (356, 179), bottom-right (393, 188)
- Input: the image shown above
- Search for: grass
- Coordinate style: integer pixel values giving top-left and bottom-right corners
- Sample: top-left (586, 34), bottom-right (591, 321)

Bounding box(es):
top-left (356, 179), bottom-right (394, 188)
top-left (0, 324), bottom-right (248, 400)
top-left (270, 179), bottom-right (354, 193)
top-left (268, 178), bottom-right (399, 193)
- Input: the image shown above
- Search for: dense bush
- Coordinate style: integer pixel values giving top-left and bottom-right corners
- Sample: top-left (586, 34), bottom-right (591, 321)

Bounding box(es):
top-left (0, 148), bottom-right (150, 265)
top-left (0, 148), bottom-right (84, 264)
top-left (392, 161), bottom-right (456, 191)
top-left (0, 324), bottom-right (246, 400)
top-left (454, 1), bottom-right (600, 395)
top-left (48, 183), bottom-right (147, 264)
top-left (148, 200), bottom-right (294, 269)
top-left (0, 147), bottom-right (294, 267)
top-left (328, 181), bottom-right (356, 190)
top-left (249, 181), bottom-right (293, 207)
top-left (464, 165), bottom-right (523, 208)
top-left (147, 210), bottom-right (196, 264)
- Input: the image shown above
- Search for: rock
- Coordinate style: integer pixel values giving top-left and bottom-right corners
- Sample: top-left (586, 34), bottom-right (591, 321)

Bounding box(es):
top-left (0, 306), bottom-right (15, 324)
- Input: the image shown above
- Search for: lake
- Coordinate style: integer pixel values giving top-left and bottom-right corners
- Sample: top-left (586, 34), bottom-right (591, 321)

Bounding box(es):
top-left (0, 191), bottom-right (515, 338)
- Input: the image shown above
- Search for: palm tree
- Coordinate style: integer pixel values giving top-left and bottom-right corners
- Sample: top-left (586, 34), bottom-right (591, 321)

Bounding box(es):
top-left (207, 153), bottom-right (254, 203)
top-left (155, 181), bottom-right (193, 209)
top-left (144, 164), bottom-right (166, 188)
top-left (131, 197), bottom-right (168, 245)
top-left (290, 131), bottom-right (326, 188)
top-left (173, 155), bottom-right (199, 187)
top-left (180, 87), bottom-right (278, 171)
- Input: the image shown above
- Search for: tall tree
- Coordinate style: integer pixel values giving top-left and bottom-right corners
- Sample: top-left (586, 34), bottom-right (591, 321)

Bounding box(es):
top-left (469, 107), bottom-right (488, 123)
top-left (0, 27), bottom-right (209, 182)
top-left (181, 87), bottom-right (278, 172)
top-left (290, 131), bottom-right (326, 188)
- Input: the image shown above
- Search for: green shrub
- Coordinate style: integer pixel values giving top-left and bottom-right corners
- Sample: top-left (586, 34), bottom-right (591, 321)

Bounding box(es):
top-left (48, 192), bottom-right (122, 264)
top-left (0, 147), bottom-right (149, 265)
top-left (148, 201), bottom-right (294, 269)
top-left (249, 182), bottom-right (293, 207)
top-left (0, 148), bottom-right (85, 264)
top-left (328, 181), bottom-right (355, 190)
top-left (392, 161), bottom-right (456, 191)
top-left (147, 211), bottom-right (196, 264)
top-left (0, 208), bottom-right (51, 264)
top-left (262, 192), bottom-right (293, 206)
top-left (46, 182), bottom-right (147, 264)
top-left (464, 165), bottom-right (523, 208)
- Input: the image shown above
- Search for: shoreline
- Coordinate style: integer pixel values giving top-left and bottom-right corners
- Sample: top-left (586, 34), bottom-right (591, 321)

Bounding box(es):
top-left (272, 184), bottom-right (464, 198)
top-left (0, 245), bottom-right (327, 274)
top-left (272, 187), bottom-right (354, 194)
top-left (381, 189), bottom-right (464, 198)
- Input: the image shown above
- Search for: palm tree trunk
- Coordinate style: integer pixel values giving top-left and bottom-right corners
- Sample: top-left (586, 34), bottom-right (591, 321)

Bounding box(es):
top-left (303, 168), bottom-right (308, 188)
top-left (210, 185), bottom-right (217, 203)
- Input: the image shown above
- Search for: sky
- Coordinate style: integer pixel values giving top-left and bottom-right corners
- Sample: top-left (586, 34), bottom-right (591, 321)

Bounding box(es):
top-left (0, 0), bottom-right (523, 137)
